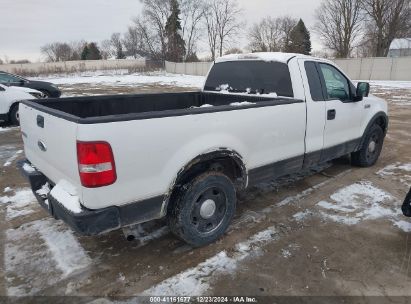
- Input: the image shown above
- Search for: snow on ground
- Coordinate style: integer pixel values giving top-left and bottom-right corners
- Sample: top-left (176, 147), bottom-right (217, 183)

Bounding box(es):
top-left (291, 181), bottom-right (410, 231)
top-left (143, 227), bottom-right (278, 296)
top-left (0, 188), bottom-right (36, 220)
top-left (3, 149), bottom-right (22, 167)
top-left (0, 145), bottom-right (19, 164)
top-left (368, 81), bottom-right (411, 89)
top-left (5, 218), bottom-right (91, 296)
top-left (34, 71), bottom-right (205, 89)
top-left (377, 162), bottom-right (411, 187)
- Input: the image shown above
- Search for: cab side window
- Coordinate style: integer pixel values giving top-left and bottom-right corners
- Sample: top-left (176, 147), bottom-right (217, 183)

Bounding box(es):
top-left (304, 61), bottom-right (325, 101)
top-left (319, 64), bottom-right (350, 101)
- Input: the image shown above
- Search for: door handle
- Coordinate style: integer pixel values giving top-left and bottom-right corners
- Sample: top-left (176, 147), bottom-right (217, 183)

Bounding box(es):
top-left (327, 109), bottom-right (336, 120)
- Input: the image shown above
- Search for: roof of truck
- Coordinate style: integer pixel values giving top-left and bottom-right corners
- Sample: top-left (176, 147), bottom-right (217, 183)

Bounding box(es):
top-left (215, 52), bottom-right (313, 64)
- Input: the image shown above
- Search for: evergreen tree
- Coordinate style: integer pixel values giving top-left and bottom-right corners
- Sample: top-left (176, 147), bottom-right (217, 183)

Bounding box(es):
top-left (81, 44), bottom-right (89, 60)
top-left (81, 43), bottom-right (102, 60)
top-left (165, 0), bottom-right (186, 62)
top-left (87, 42), bottom-right (102, 60)
top-left (286, 19), bottom-right (311, 55)
top-left (116, 44), bottom-right (126, 59)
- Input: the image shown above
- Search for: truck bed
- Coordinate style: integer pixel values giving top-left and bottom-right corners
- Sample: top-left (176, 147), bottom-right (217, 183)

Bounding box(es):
top-left (22, 92), bottom-right (299, 123)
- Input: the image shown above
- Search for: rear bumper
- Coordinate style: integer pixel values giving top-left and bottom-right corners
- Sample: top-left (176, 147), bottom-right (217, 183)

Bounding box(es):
top-left (18, 159), bottom-right (164, 235)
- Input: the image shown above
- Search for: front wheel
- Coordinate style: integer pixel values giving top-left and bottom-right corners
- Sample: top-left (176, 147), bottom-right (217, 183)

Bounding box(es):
top-left (168, 172), bottom-right (237, 247)
top-left (9, 104), bottom-right (20, 126)
top-left (351, 124), bottom-right (384, 167)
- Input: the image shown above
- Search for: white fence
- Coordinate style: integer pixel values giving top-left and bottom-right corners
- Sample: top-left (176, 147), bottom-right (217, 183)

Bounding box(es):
top-left (165, 61), bottom-right (213, 76)
top-left (1, 59), bottom-right (146, 76)
top-left (166, 57), bottom-right (411, 81)
top-left (333, 57), bottom-right (411, 81)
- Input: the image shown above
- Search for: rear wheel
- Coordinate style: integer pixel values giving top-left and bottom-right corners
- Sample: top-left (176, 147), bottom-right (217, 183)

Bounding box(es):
top-left (9, 104), bottom-right (20, 126)
top-left (168, 172), bottom-right (236, 247)
top-left (351, 124), bottom-right (384, 167)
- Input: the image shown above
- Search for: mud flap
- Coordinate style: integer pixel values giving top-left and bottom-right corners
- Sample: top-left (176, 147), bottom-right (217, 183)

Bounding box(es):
top-left (402, 188), bottom-right (411, 217)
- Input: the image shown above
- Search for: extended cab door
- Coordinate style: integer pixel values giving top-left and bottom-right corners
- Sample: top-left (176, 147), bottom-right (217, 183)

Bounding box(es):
top-left (316, 63), bottom-right (364, 161)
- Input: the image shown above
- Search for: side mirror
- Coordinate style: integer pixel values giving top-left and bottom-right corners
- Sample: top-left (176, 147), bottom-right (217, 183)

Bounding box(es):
top-left (355, 82), bottom-right (370, 101)
top-left (19, 79), bottom-right (26, 85)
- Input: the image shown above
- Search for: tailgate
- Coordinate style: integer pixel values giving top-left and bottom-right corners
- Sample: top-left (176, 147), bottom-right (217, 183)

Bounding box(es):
top-left (19, 102), bottom-right (81, 190)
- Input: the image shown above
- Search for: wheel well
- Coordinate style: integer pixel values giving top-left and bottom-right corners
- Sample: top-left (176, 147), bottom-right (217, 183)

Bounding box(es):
top-left (9, 102), bottom-right (19, 118)
top-left (374, 115), bottom-right (388, 134)
top-left (165, 151), bottom-right (247, 215)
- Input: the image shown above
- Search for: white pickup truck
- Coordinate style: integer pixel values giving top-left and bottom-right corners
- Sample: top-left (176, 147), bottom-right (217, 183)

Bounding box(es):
top-left (19, 53), bottom-right (388, 246)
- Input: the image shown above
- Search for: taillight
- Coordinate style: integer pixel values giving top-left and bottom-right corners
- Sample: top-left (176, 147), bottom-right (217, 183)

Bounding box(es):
top-left (77, 141), bottom-right (116, 188)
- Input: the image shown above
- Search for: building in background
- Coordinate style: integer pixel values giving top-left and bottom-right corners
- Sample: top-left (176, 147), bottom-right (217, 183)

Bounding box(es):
top-left (388, 38), bottom-right (411, 57)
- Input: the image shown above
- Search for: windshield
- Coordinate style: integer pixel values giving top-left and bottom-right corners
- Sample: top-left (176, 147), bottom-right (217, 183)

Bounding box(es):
top-left (204, 61), bottom-right (294, 97)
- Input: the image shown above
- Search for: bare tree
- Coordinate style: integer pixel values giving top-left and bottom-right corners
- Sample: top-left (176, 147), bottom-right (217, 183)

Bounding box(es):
top-left (204, 3), bottom-right (219, 61)
top-left (248, 16), bottom-right (298, 52)
top-left (180, 0), bottom-right (205, 60)
top-left (204, 0), bottom-right (244, 60)
top-left (40, 42), bottom-right (72, 62)
top-left (123, 25), bottom-right (147, 58)
top-left (100, 39), bottom-right (114, 60)
top-left (40, 41), bottom-right (85, 62)
top-left (315, 0), bottom-right (363, 58)
top-left (362, 0), bottom-right (411, 57)
top-left (140, 0), bottom-right (171, 60)
top-left (279, 16), bottom-right (299, 51)
top-left (248, 17), bottom-right (281, 52)
top-left (225, 47), bottom-right (243, 55)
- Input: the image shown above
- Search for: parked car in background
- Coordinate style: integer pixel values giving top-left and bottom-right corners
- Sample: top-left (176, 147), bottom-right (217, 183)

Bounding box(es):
top-left (0, 71), bottom-right (61, 98)
top-left (0, 84), bottom-right (45, 125)
top-left (19, 52), bottom-right (388, 246)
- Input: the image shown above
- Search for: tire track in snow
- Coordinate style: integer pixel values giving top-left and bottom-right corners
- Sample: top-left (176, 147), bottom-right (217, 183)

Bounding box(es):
top-left (5, 218), bottom-right (91, 296)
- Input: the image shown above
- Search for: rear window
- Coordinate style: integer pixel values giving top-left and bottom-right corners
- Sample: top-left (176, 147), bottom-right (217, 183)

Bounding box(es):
top-left (204, 61), bottom-right (294, 97)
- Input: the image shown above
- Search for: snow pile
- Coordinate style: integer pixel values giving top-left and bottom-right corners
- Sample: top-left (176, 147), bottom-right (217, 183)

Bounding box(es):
top-left (35, 72), bottom-right (205, 88)
top-left (36, 182), bottom-right (51, 198)
top-left (143, 226), bottom-right (278, 296)
top-left (230, 101), bottom-right (256, 106)
top-left (190, 104), bottom-right (214, 109)
top-left (49, 181), bottom-right (82, 213)
top-left (22, 162), bottom-right (36, 173)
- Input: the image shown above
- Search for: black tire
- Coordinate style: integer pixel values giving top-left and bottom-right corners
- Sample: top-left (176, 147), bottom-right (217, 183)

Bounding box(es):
top-left (9, 104), bottom-right (20, 126)
top-left (351, 124), bottom-right (384, 167)
top-left (168, 172), bottom-right (236, 247)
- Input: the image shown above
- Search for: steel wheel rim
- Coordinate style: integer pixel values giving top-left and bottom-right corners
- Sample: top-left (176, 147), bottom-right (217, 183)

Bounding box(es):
top-left (191, 186), bottom-right (227, 234)
top-left (366, 132), bottom-right (380, 161)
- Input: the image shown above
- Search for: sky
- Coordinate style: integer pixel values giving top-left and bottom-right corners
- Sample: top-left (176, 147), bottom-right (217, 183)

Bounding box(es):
top-left (0, 0), bottom-right (323, 62)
